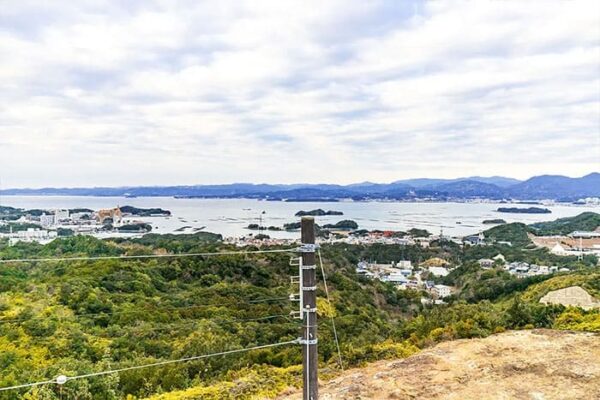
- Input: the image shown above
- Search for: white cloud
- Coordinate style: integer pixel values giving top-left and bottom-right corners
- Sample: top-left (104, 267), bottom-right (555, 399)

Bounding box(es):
top-left (0, 0), bottom-right (598, 188)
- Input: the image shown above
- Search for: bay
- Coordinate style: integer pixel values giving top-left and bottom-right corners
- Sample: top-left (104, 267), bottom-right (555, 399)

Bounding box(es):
top-left (1, 196), bottom-right (598, 238)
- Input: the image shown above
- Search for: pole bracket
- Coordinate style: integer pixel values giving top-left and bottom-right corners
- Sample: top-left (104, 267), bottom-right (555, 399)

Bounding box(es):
top-left (301, 264), bottom-right (316, 270)
top-left (298, 244), bottom-right (320, 253)
top-left (301, 286), bottom-right (317, 291)
top-left (303, 307), bottom-right (317, 313)
top-left (298, 338), bottom-right (318, 345)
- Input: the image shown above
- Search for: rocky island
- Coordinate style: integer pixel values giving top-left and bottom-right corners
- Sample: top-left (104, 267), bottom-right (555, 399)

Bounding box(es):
top-left (497, 207), bottom-right (551, 214)
top-left (295, 209), bottom-right (344, 217)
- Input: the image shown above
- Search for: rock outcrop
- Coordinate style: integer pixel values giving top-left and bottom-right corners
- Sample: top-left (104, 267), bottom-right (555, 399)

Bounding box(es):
top-left (279, 329), bottom-right (600, 400)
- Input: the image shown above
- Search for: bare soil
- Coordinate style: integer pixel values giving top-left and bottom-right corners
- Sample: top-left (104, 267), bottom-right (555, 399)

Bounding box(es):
top-left (278, 329), bottom-right (600, 400)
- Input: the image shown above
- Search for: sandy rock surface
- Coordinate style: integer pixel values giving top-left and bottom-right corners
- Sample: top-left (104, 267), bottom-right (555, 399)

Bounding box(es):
top-left (278, 329), bottom-right (600, 400)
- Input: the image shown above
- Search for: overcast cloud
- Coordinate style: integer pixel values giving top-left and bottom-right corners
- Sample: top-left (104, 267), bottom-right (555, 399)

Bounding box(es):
top-left (1, 0), bottom-right (599, 188)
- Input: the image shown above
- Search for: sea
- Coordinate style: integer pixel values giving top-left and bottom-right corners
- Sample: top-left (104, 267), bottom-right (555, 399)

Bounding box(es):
top-left (1, 196), bottom-right (599, 239)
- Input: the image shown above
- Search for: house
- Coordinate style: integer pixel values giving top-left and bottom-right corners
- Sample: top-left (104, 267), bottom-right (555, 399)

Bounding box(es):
top-left (463, 232), bottom-right (485, 246)
top-left (433, 284), bottom-right (452, 298)
top-left (478, 258), bottom-right (495, 269)
top-left (428, 266), bottom-right (450, 277)
top-left (382, 273), bottom-right (408, 284)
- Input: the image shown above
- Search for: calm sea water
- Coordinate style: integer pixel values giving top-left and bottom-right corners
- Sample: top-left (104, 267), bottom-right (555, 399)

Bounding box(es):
top-left (1, 196), bottom-right (598, 238)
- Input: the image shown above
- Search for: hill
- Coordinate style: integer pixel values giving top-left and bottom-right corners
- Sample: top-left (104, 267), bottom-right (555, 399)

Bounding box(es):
top-left (482, 222), bottom-right (532, 247)
top-left (279, 329), bottom-right (600, 400)
top-left (0, 232), bottom-right (598, 398)
top-left (529, 212), bottom-right (600, 236)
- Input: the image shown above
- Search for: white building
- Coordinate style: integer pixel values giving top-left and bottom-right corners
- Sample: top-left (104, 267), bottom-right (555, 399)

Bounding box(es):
top-left (40, 214), bottom-right (55, 227)
top-left (54, 209), bottom-right (70, 223)
top-left (478, 258), bottom-right (494, 269)
top-left (433, 284), bottom-right (452, 298)
top-left (8, 228), bottom-right (57, 245)
top-left (382, 273), bottom-right (409, 284)
top-left (428, 266), bottom-right (449, 277)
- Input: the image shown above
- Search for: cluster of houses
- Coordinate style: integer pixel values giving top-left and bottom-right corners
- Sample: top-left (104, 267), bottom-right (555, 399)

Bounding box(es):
top-left (477, 254), bottom-right (567, 278)
top-left (0, 227), bottom-right (58, 246)
top-left (0, 207), bottom-right (146, 245)
top-left (356, 259), bottom-right (454, 301)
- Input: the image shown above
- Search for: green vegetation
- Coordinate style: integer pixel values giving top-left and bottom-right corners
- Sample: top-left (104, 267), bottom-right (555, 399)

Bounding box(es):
top-left (407, 228), bottom-right (431, 238)
top-left (497, 207), bottom-right (551, 214)
top-left (120, 206), bottom-right (171, 216)
top-left (57, 228), bottom-right (75, 237)
top-left (482, 219), bottom-right (506, 224)
top-left (117, 223), bottom-right (153, 232)
top-left (482, 222), bottom-right (531, 247)
top-left (529, 212), bottom-right (600, 235)
top-left (0, 226), bottom-right (598, 399)
top-left (0, 235), bottom-right (425, 399)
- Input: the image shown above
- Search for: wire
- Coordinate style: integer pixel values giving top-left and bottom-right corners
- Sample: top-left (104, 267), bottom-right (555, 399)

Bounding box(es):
top-left (317, 249), bottom-right (344, 371)
top-left (0, 248), bottom-right (295, 264)
top-left (0, 339), bottom-right (299, 392)
top-left (247, 296), bottom-right (291, 304)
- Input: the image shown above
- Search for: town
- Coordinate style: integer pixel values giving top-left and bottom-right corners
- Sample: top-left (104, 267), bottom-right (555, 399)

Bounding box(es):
top-left (0, 206), bottom-right (170, 245)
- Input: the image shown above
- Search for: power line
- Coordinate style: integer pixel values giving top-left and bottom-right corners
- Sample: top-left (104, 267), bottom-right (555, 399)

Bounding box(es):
top-left (318, 249), bottom-right (344, 371)
top-left (0, 339), bottom-right (300, 392)
top-left (0, 248), bottom-right (295, 264)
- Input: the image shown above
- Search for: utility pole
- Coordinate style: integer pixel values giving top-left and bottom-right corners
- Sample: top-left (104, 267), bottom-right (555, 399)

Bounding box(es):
top-left (300, 217), bottom-right (318, 400)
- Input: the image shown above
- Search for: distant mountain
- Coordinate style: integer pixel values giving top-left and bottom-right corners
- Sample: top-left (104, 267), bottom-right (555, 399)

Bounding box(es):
top-left (507, 173), bottom-right (600, 200)
top-left (464, 176), bottom-right (522, 188)
top-left (2, 173), bottom-right (598, 201)
top-left (392, 178), bottom-right (452, 188)
top-left (428, 180), bottom-right (506, 198)
top-left (394, 176), bottom-right (521, 188)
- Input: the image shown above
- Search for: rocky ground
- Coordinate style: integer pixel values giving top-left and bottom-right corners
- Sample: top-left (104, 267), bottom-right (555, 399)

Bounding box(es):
top-left (278, 329), bottom-right (600, 400)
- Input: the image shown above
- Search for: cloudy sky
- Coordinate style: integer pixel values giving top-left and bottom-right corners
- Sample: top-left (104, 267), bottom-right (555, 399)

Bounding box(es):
top-left (1, 0), bottom-right (599, 188)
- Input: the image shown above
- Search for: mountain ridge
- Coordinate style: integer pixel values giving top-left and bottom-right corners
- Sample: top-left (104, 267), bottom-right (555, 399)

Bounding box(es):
top-left (1, 173), bottom-right (598, 201)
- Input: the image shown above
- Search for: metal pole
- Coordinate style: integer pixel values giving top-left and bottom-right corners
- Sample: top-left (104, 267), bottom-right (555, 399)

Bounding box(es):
top-left (301, 217), bottom-right (318, 400)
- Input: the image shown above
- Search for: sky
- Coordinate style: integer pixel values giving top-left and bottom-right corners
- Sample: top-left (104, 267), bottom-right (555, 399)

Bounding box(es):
top-left (1, 0), bottom-right (599, 188)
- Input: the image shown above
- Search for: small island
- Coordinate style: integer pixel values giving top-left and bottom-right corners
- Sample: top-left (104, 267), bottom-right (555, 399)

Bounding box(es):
top-left (119, 206), bottom-right (171, 216)
top-left (295, 209), bottom-right (344, 217)
top-left (117, 223), bottom-right (153, 232)
top-left (246, 224), bottom-right (283, 231)
top-left (483, 218), bottom-right (507, 224)
top-left (322, 219), bottom-right (359, 230)
top-left (497, 207), bottom-right (551, 214)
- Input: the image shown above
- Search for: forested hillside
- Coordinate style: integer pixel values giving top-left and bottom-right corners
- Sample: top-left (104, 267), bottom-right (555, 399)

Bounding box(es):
top-left (0, 234), bottom-right (598, 399)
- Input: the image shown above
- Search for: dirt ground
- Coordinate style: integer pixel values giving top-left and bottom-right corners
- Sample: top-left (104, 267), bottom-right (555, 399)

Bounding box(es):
top-left (278, 329), bottom-right (600, 400)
